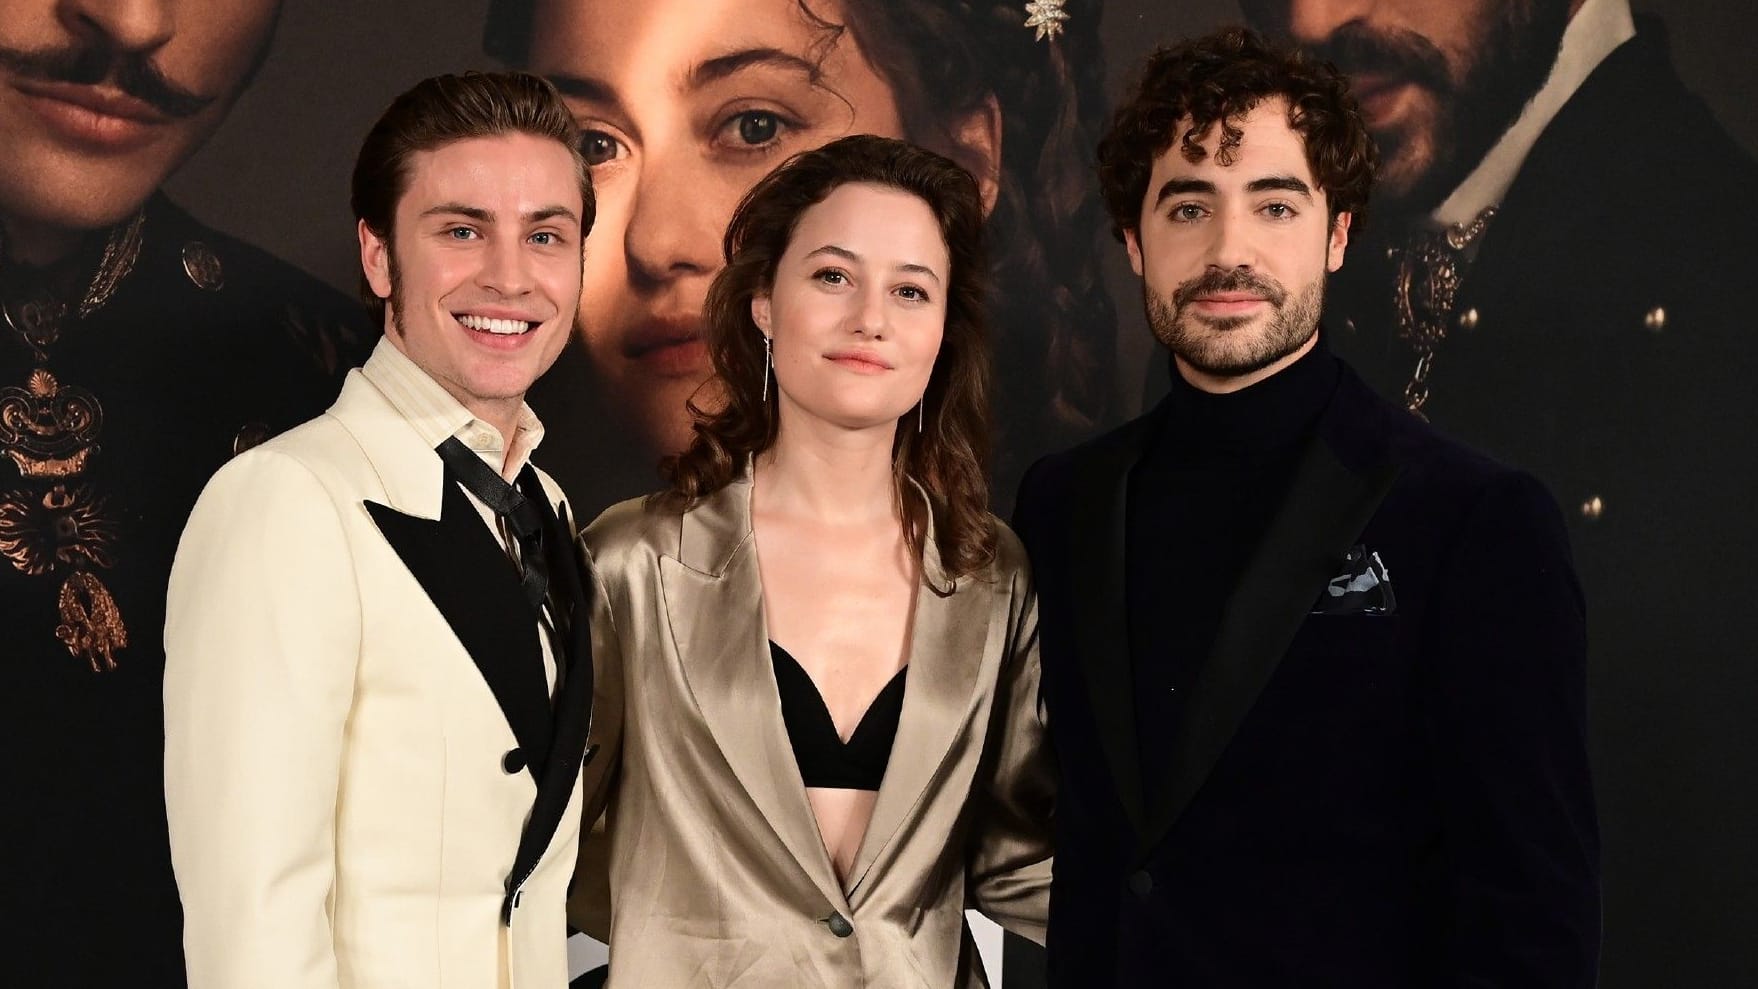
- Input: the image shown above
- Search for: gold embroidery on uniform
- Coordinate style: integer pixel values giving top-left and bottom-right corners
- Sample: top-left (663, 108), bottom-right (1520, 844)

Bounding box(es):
top-left (55, 570), bottom-right (128, 673)
top-left (1391, 205), bottom-right (1497, 419)
top-left (0, 211), bottom-right (141, 671)
top-left (0, 370), bottom-right (103, 477)
top-left (77, 211), bottom-right (145, 318)
top-left (0, 483), bottom-right (118, 575)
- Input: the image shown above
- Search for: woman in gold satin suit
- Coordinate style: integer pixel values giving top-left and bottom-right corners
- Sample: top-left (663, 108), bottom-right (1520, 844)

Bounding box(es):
top-left (570, 135), bottom-right (1051, 986)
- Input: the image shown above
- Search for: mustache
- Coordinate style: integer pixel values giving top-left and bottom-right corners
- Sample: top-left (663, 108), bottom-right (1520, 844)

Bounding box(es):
top-left (1173, 268), bottom-right (1287, 308)
top-left (0, 41), bottom-right (212, 119)
top-left (1306, 21), bottom-right (1452, 98)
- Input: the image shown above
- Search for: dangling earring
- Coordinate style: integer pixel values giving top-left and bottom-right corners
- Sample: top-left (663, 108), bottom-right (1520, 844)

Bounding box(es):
top-left (917, 397), bottom-right (925, 434)
top-left (761, 335), bottom-right (772, 402)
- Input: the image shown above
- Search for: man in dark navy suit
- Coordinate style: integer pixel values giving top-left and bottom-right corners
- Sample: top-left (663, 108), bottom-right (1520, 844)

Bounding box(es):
top-left (1013, 28), bottom-right (1600, 987)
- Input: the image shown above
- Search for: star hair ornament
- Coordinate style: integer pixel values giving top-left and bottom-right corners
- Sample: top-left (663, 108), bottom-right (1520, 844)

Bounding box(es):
top-left (1023, 0), bottom-right (1070, 42)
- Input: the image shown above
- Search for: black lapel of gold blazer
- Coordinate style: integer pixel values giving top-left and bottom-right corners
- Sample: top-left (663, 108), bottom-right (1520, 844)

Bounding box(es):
top-left (366, 479), bottom-right (553, 778)
top-left (1138, 433), bottom-right (1398, 856)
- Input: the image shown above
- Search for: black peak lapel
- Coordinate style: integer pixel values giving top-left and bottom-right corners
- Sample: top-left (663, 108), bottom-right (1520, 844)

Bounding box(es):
top-left (503, 500), bottom-right (598, 924)
top-left (1141, 434), bottom-right (1399, 853)
top-left (365, 480), bottom-right (553, 780)
top-left (1070, 411), bottom-right (1164, 837)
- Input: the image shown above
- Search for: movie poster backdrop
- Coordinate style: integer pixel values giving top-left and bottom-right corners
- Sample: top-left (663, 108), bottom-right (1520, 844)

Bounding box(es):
top-left (5, 0), bottom-right (1752, 985)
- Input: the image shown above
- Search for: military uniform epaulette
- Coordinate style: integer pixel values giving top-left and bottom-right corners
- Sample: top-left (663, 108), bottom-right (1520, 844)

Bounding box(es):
top-left (134, 195), bottom-right (378, 408)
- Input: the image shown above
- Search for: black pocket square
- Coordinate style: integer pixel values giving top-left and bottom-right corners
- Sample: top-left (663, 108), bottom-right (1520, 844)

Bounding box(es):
top-left (1313, 544), bottom-right (1396, 615)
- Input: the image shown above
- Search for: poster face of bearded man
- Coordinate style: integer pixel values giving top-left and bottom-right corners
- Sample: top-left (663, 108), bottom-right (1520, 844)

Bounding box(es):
top-left (1239, 0), bottom-right (1572, 218)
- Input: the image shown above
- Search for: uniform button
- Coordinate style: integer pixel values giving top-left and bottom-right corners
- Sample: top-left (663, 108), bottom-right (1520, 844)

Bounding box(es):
top-left (181, 241), bottom-right (225, 291)
top-left (1580, 496), bottom-right (1605, 522)
top-left (232, 421), bottom-right (270, 457)
top-left (1129, 870), bottom-right (1154, 899)
top-left (1457, 307), bottom-right (1479, 331)
top-left (825, 912), bottom-right (853, 938)
top-left (1644, 306), bottom-right (1667, 332)
top-left (501, 748), bottom-right (526, 774)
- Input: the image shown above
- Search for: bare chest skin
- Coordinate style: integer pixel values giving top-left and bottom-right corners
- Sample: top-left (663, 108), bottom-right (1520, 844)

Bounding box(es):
top-left (753, 508), bottom-right (918, 884)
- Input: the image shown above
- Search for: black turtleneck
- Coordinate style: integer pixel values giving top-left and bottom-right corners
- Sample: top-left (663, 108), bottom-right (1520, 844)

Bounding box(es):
top-left (1126, 335), bottom-right (1340, 812)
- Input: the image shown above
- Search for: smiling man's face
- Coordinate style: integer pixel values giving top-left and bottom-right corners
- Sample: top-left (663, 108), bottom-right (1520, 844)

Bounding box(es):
top-left (1125, 98), bottom-right (1349, 393)
top-left (359, 132), bottom-right (586, 436)
top-left (0, 0), bottom-right (280, 259)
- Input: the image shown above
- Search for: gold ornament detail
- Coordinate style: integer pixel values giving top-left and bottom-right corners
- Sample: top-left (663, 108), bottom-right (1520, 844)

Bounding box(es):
top-left (1391, 205), bottom-right (1497, 418)
top-left (0, 483), bottom-right (118, 575)
top-left (1024, 0), bottom-right (1069, 41)
top-left (56, 570), bottom-right (129, 673)
top-left (78, 211), bottom-right (146, 318)
top-left (0, 370), bottom-right (103, 477)
top-left (0, 210), bottom-right (144, 360)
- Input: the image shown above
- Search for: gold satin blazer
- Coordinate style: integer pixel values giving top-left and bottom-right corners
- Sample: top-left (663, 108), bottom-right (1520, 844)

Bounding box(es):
top-left (570, 473), bottom-right (1052, 987)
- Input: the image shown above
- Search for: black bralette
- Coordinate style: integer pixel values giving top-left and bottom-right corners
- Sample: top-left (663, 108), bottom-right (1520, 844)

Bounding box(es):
top-left (770, 640), bottom-right (907, 792)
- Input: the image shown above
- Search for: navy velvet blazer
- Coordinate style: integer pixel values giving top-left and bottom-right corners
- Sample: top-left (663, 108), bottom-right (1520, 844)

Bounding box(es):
top-left (1014, 360), bottom-right (1600, 987)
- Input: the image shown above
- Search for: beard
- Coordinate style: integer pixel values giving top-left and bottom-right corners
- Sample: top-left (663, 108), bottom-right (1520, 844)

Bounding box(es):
top-left (1147, 267), bottom-right (1324, 379)
top-left (1307, 0), bottom-right (1573, 218)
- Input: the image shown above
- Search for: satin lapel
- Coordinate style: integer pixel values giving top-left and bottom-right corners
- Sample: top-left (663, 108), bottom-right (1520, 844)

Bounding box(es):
top-left (504, 493), bottom-right (600, 913)
top-left (845, 532), bottom-right (989, 900)
top-left (365, 480), bottom-right (553, 781)
top-left (1141, 435), bottom-right (1399, 852)
top-left (660, 479), bottom-right (848, 911)
top-left (1071, 411), bottom-right (1162, 837)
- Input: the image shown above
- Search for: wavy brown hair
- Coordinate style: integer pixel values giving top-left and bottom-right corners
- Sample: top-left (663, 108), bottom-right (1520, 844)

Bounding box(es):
top-left (661, 135), bottom-right (995, 580)
top-left (1098, 26), bottom-right (1378, 239)
top-left (484, 0), bottom-right (1116, 493)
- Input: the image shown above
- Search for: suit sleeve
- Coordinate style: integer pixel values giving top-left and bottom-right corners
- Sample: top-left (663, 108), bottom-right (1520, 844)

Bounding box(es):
top-left (566, 543), bottom-right (625, 942)
top-left (163, 450), bottom-right (362, 989)
top-left (1425, 470), bottom-right (1601, 987)
top-left (966, 542), bottom-right (1055, 944)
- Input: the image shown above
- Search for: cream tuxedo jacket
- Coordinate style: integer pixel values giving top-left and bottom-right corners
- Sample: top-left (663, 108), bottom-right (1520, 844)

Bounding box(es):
top-left (570, 475), bottom-right (1052, 987)
top-left (164, 369), bottom-right (606, 989)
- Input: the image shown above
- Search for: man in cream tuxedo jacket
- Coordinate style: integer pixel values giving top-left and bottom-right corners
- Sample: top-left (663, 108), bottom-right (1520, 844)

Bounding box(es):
top-left (164, 73), bottom-right (608, 989)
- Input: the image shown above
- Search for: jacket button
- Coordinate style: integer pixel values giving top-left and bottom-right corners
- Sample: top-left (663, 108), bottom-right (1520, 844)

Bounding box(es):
top-left (1644, 306), bottom-right (1667, 332)
top-left (1580, 496), bottom-right (1605, 522)
top-left (501, 748), bottom-right (526, 774)
top-left (825, 912), bottom-right (853, 938)
top-left (1129, 870), bottom-right (1154, 899)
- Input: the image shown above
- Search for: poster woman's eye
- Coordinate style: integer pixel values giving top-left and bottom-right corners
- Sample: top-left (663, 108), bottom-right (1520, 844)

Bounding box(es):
top-left (735, 111), bottom-right (781, 146)
top-left (579, 130), bottom-right (625, 166)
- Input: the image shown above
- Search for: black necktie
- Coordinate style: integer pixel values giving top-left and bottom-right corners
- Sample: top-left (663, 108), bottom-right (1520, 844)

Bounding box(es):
top-left (434, 436), bottom-right (549, 615)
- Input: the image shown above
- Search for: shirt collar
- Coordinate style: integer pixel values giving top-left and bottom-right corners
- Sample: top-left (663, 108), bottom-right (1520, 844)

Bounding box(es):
top-left (1431, 0), bottom-right (1635, 227)
top-left (360, 336), bottom-right (546, 482)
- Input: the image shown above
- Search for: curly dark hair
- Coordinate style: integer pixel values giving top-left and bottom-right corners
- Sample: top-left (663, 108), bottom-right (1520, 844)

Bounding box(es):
top-left (661, 136), bottom-right (996, 580)
top-left (483, 0), bottom-right (1117, 489)
top-left (1098, 26), bottom-right (1377, 241)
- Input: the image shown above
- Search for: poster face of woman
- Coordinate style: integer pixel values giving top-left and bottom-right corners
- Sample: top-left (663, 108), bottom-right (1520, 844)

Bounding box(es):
top-left (527, 0), bottom-right (911, 457)
top-left (496, 0), bottom-right (1117, 512)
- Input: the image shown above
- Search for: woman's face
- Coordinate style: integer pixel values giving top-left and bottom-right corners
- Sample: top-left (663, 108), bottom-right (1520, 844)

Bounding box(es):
top-left (755, 182), bottom-right (949, 438)
top-left (527, 0), bottom-right (907, 455)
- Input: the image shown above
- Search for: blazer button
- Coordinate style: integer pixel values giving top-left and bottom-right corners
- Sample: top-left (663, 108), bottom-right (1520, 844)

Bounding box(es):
top-left (1129, 870), bottom-right (1154, 899)
top-left (825, 912), bottom-right (854, 938)
top-left (501, 748), bottom-right (526, 774)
